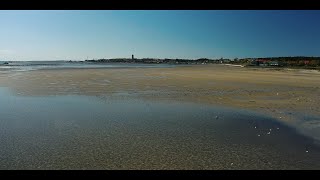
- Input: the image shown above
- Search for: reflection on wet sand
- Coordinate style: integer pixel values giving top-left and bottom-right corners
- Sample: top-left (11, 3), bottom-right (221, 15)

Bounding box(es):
top-left (0, 88), bottom-right (320, 169)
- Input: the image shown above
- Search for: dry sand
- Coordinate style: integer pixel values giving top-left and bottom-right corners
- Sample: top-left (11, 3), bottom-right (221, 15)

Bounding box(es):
top-left (1, 64), bottom-right (320, 138)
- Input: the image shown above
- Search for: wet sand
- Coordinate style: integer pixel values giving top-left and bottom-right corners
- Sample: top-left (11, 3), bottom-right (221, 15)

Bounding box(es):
top-left (1, 65), bottom-right (319, 138)
top-left (0, 64), bottom-right (320, 169)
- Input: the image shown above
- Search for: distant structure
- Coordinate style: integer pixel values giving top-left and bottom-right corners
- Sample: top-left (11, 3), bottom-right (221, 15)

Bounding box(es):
top-left (132, 54), bottom-right (134, 60)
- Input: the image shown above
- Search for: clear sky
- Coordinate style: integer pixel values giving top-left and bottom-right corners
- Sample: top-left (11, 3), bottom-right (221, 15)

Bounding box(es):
top-left (0, 10), bottom-right (320, 61)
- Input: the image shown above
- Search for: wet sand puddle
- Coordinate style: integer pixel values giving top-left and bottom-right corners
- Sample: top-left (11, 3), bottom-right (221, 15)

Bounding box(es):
top-left (0, 87), bottom-right (320, 169)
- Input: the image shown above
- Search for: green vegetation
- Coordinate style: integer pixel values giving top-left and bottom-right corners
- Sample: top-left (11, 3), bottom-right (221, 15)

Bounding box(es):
top-left (233, 57), bottom-right (320, 67)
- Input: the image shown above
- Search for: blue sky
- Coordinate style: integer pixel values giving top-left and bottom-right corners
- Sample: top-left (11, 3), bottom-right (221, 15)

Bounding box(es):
top-left (0, 10), bottom-right (320, 61)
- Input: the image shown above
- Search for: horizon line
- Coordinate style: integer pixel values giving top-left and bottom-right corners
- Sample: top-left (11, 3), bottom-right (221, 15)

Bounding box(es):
top-left (2, 56), bottom-right (320, 61)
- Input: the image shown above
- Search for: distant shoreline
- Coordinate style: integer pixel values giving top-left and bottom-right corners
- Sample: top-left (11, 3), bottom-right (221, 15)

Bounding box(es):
top-left (1, 57), bottom-right (320, 71)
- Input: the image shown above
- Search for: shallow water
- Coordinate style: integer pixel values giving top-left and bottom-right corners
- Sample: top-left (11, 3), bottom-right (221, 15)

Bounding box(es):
top-left (0, 62), bottom-right (177, 72)
top-left (0, 87), bottom-right (320, 169)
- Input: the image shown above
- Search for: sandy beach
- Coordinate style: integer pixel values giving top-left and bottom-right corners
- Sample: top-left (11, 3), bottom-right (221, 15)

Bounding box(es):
top-left (1, 64), bottom-right (320, 169)
top-left (2, 10), bottom-right (320, 170)
top-left (1, 64), bottom-right (319, 137)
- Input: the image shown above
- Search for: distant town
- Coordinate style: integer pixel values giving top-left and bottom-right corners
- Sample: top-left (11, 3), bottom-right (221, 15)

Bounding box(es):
top-left (2, 55), bottom-right (320, 69)
top-left (83, 55), bottom-right (320, 69)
